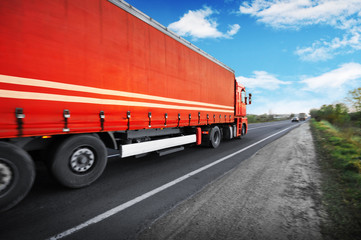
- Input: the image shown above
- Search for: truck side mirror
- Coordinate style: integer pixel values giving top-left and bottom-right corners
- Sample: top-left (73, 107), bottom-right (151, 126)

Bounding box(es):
top-left (249, 93), bottom-right (252, 105)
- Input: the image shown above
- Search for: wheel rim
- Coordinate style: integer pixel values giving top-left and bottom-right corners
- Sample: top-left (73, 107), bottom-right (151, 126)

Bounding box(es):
top-left (0, 159), bottom-right (14, 194)
top-left (69, 147), bottom-right (95, 173)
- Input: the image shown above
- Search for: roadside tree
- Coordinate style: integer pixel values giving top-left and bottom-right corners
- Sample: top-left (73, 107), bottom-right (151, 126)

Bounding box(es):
top-left (347, 87), bottom-right (361, 112)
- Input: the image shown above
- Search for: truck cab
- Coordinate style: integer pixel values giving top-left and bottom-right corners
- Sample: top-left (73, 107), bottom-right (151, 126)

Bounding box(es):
top-left (235, 81), bottom-right (251, 137)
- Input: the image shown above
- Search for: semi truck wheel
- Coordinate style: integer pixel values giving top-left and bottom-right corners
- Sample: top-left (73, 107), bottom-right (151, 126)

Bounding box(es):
top-left (209, 126), bottom-right (221, 148)
top-left (48, 135), bottom-right (107, 188)
top-left (240, 124), bottom-right (246, 138)
top-left (235, 124), bottom-right (246, 139)
top-left (0, 142), bottom-right (35, 212)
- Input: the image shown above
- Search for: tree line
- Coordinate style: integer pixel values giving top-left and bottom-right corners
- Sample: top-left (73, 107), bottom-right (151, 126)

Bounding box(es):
top-left (310, 87), bottom-right (361, 127)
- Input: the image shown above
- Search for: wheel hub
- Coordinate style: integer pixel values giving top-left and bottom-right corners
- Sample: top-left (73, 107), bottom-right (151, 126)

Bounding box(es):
top-left (70, 148), bottom-right (95, 173)
top-left (0, 159), bottom-right (13, 192)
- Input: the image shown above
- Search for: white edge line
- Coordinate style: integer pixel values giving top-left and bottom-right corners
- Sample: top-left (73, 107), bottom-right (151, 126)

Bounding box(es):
top-left (48, 125), bottom-right (295, 240)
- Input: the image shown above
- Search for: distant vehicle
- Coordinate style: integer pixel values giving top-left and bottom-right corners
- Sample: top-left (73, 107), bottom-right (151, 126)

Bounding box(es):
top-left (298, 113), bottom-right (307, 121)
top-left (291, 117), bottom-right (299, 122)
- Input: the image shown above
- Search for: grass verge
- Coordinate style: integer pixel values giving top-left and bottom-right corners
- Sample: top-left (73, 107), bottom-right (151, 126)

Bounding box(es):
top-left (310, 119), bottom-right (361, 240)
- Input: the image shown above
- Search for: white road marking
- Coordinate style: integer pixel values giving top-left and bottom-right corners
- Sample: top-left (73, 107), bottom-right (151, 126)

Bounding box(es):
top-left (48, 125), bottom-right (296, 240)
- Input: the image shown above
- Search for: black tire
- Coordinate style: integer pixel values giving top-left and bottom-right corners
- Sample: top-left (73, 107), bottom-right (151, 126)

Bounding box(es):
top-left (209, 126), bottom-right (221, 148)
top-left (242, 124), bottom-right (246, 136)
top-left (0, 142), bottom-right (35, 212)
top-left (240, 124), bottom-right (246, 138)
top-left (48, 135), bottom-right (107, 188)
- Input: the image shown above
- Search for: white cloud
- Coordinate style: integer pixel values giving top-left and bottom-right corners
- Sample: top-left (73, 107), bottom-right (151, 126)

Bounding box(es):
top-left (295, 42), bottom-right (333, 62)
top-left (301, 62), bottom-right (361, 90)
top-left (226, 24), bottom-right (241, 36)
top-left (239, 0), bottom-right (361, 29)
top-left (239, 0), bottom-right (361, 61)
top-left (168, 7), bottom-right (240, 39)
top-left (236, 71), bottom-right (291, 90)
top-left (295, 28), bottom-right (361, 61)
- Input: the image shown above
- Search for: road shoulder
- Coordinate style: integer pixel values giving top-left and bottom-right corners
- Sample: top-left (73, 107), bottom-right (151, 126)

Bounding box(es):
top-left (138, 123), bottom-right (324, 240)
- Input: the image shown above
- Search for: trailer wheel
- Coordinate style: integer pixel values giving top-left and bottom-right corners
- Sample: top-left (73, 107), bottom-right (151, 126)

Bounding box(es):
top-left (0, 142), bottom-right (35, 212)
top-left (48, 135), bottom-right (107, 188)
top-left (209, 126), bottom-right (221, 148)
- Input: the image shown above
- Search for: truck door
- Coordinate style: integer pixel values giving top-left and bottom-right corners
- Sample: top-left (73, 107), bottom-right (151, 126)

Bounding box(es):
top-left (235, 82), bottom-right (246, 117)
top-left (235, 84), bottom-right (241, 116)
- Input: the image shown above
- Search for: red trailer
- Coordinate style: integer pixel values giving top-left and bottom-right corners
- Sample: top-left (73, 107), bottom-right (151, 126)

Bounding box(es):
top-left (0, 0), bottom-right (251, 211)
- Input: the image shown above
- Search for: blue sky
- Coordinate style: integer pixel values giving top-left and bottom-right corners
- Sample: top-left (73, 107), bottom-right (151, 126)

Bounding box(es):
top-left (125, 0), bottom-right (361, 115)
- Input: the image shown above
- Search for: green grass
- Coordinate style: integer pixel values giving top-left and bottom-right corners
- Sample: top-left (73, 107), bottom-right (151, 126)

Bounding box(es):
top-left (310, 119), bottom-right (361, 240)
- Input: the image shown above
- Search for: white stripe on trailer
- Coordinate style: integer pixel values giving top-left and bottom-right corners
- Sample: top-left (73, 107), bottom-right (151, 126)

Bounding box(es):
top-left (0, 89), bottom-right (233, 113)
top-left (0, 74), bottom-right (233, 110)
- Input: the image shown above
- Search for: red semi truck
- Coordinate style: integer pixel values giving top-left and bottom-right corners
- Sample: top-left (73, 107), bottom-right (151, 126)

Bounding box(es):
top-left (0, 0), bottom-right (251, 211)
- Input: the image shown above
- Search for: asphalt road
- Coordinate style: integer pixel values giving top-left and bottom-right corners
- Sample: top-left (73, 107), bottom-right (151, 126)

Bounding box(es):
top-left (0, 120), bottom-right (303, 240)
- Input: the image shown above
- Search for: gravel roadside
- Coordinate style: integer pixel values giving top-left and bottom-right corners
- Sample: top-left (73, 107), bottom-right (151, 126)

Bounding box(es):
top-left (138, 123), bottom-right (324, 240)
